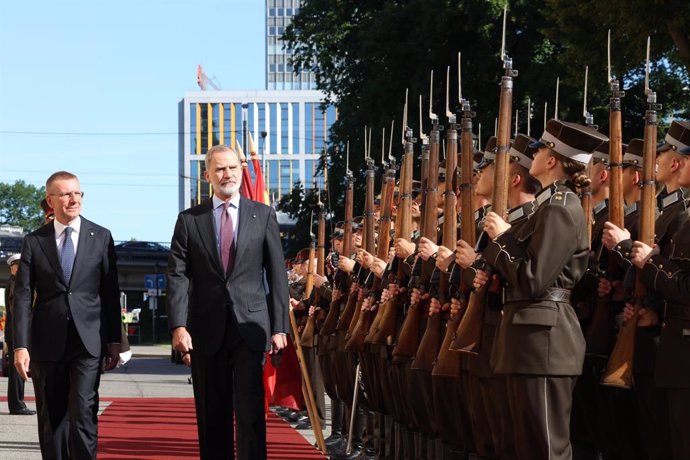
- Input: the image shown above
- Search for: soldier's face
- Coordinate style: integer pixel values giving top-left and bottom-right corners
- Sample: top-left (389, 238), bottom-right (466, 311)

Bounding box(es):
top-left (10, 263), bottom-right (18, 276)
top-left (678, 156), bottom-right (690, 187)
top-left (655, 151), bottom-right (682, 185)
top-left (622, 167), bottom-right (641, 195)
top-left (529, 147), bottom-right (551, 182)
top-left (475, 164), bottom-right (494, 197)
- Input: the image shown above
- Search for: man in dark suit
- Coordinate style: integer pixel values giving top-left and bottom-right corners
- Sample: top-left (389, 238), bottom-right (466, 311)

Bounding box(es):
top-left (13, 171), bottom-right (122, 459)
top-left (167, 144), bottom-right (289, 460)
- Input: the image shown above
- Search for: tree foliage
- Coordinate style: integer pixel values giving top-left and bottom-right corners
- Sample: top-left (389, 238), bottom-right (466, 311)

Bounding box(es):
top-left (0, 181), bottom-right (46, 232)
top-left (281, 0), bottom-right (690, 228)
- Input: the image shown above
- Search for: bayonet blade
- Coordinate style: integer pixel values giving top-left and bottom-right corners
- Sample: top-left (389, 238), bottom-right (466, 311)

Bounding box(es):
top-left (527, 97), bottom-right (532, 137)
top-left (645, 36), bottom-right (651, 95)
top-left (554, 77), bottom-right (560, 120)
top-left (607, 29), bottom-right (612, 84)
top-left (500, 3), bottom-right (508, 62)
top-left (583, 65), bottom-right (589, 117)
top-left (458, 52), bottom-right (463, 103)
top-left (430, 70), bottom-right (438, 122)
top-left (402, 89), bottom-right (408, 145)
top-left (389, 119), bottom-right (395, 161)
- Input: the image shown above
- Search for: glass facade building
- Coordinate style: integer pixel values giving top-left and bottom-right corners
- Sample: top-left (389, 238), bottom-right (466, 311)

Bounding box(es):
top-left (266, 0), bottom-right (315, 90)
top-left (178, 91), bottom-right (336, 210)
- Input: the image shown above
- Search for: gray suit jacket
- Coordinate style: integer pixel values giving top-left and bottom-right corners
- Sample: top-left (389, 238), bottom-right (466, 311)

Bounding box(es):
top-left (166, 197), bottom-right (289, 354)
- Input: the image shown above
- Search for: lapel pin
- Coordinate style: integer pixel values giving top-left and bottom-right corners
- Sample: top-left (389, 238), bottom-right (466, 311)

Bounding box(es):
top-left (90, 231), bottom-right (94, 236)
top-left (252, 214), bottom-right (256, 218)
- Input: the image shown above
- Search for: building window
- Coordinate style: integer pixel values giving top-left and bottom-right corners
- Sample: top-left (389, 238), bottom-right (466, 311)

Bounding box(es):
top-left (305, 103), bottom-right (313, 154)
top-left (281, 104), bottom-right (289, 154)
top-left (292, 102), bottom-right (300, 154)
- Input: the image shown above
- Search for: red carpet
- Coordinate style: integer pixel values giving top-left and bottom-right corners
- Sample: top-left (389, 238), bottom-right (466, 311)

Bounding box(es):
top-left (97, 397), bottom-right (325, 459)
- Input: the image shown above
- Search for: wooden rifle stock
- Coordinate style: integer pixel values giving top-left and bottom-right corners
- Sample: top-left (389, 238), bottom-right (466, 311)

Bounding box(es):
top-left (431, 118), bottom-right (464, 374)
top-left (298, 244), bottom-right (317, 347)
top-left (301, 205), bottom-right (327, 348)
top-left (587, 100), bottom-right (625, 355)
top-left (602, 89), bottom-right (657, 388)
top-left (452, 94), bottom-right (498, 353)
top-left (345, 157), bottom-right (378, 349)
top-left (411, 121), bottom-right (445, 369)
top-left (394, 122), bottom-right (439, 360)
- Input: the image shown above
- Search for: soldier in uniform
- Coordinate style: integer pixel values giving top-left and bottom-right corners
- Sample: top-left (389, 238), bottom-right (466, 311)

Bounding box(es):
top-left (473, 119), bottom-right (608, 460)
top-left (603, 120), bottom-right (690, 460)
top-left (452, 133), bottom-right (541, 460)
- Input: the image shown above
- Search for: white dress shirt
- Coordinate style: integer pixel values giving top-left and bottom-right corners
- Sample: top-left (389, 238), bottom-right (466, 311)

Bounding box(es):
top-left (54, 216), bottom-right (81, 254)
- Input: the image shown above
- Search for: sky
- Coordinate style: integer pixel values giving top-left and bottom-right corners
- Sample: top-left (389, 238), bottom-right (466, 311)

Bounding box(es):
top-left (0, 0), bottom-right (266, 242)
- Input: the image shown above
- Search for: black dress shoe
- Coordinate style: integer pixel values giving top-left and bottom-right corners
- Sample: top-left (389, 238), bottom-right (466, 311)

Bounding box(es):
top-left (325, 433), bottom-right (343, 446)
top-left (10, 407), bottom-right (36, 415)
top-left (286, 411), bottom-right (306, 423)
top-left (330, 446), bottom-right (362, 460)
top-left (295, 419), bottom-right (312, 430)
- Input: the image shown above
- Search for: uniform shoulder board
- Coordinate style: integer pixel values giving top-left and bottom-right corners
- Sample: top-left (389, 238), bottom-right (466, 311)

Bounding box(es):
top-left (547, 190), bottom-right (578, 206)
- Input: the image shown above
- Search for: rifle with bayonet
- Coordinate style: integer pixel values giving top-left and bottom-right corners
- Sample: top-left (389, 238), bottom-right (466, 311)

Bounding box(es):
top-left (393, 77), bottom-right (440, 360)
top-left (320, 143), bottom-right (355, 336)
top-left (452, 4), bottom-right (516, 353)
top-left (413, 67), bottom-right (455, 371)
top-left (584, 54), bottom-right (621, 356)
top-left (434, 54), bottom-right (475, 375)
top-left (367, 123), bottom-right (402, 345)
top-left (301, 194), bottom-right (326, 348)
top-left (371, 92), bottom-right (414, 346)
top-left (602, 37), bottom-right (659, 388)
top-left (345, 130), bottom-right (379, 350)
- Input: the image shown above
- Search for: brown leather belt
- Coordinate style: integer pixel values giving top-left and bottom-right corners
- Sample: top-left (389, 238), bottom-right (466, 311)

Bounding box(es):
top-left (665, 304), bottom-right (690, 321)
top-left (502, 287), bottom-right (572, 304)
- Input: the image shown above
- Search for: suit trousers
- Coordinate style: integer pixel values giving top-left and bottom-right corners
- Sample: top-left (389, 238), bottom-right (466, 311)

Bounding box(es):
top-left (31, 320), bottom-right (101, 460)
top-left (6, 344), bottom-right (29, 413)
top-left (191, 315), bottom-right (266, 460)
top-left (507, 375), bottom-right (577, 460)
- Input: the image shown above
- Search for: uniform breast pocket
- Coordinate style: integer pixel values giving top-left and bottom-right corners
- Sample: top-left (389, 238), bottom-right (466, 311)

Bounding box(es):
top-left (512, 302), bottom-right (559, 327)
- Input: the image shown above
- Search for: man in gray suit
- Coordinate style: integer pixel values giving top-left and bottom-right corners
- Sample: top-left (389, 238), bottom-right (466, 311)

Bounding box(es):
top-left (167, 144), bottom-right (289, 460)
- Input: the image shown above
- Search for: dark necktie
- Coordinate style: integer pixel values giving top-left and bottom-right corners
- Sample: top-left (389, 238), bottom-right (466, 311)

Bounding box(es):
top-left (61, 226), bottom-right (75, 283)
top-left (221, 202), bottom-right (235, 274)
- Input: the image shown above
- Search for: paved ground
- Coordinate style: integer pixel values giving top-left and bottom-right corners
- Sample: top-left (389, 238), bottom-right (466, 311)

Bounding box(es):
top-left (0, 345), bottom-right (329, 459)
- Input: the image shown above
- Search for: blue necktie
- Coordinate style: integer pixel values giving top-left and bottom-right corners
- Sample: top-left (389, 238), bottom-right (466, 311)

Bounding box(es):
top-left (61, 227), bottom-right (75, 283)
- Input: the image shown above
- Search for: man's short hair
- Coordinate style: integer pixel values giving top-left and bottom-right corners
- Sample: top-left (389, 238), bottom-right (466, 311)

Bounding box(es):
top-left (46, 171), bottom-right (78, 192)
top-left (205, 144), bottom-right (240, 170)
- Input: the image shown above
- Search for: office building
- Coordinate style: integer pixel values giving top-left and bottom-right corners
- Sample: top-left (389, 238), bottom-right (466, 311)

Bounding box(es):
top-left (266, 0), bottom-right (315, 90)
top-left (178, 90), bottom-right (336, 210)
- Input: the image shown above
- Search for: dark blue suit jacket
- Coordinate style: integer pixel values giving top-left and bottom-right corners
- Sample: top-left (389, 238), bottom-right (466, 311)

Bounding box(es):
top-left (13, 217), bottom-right (121, 361)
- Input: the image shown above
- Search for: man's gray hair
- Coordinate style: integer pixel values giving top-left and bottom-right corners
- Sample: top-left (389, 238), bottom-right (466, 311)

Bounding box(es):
top-left (205, 144), bottom-right (241, 170)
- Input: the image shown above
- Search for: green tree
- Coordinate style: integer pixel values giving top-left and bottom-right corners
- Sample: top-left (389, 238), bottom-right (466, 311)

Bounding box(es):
top-left (283, 0), bottom-right (689, 226)
top-left (0, 180), bottom-right (46, 231)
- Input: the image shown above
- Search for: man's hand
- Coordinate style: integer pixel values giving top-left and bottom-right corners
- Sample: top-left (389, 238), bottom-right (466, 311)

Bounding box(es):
top-left (270, 334), bottom-right (288, 354)
top-left (313, 273), bottom-right (327, 288)
top-left (455, 239), bottom-right (477, 269)
top-left (338, 256), bottom-right (356, 273)
top-left (473, 269), bottom-right (490, 289)
top-left (290, 298), bottom-right (306, 311)
top-left (484, 212), bottom-right (511, 240)
top-left (602, 222), bottom-right (631, 251)
top-left (630, 241), bottom-right (659, 269)
top-left (172, 326), bottom-right (194, 367)
top-left (14, 349), bottom-right (30, 381)
top-left (394, 238), bottom-right (416, 259)
top-left (417, 237), bottom-right (439, 261)
top-left (357, 249), bottom-right (374, 268)
top-left (436, 249), bottom-right (456, 272)
top-left (623, 303), bottom-right (659, 327)
top-left (103, 343), bottom-right (122, 371)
